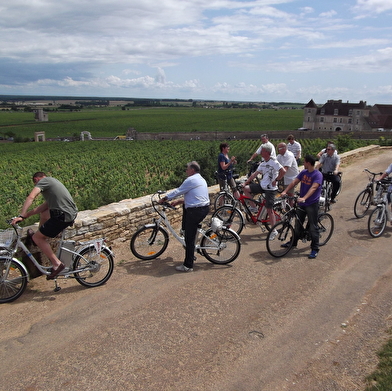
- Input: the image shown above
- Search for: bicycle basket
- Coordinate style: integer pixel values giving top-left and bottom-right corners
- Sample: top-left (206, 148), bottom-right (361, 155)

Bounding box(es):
top-left (0, 229), bottom-right (17, 249)
top-left (211, 217), bottom-right (223, 232)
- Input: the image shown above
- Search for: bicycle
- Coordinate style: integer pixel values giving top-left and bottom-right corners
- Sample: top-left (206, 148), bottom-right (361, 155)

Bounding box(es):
top-left (211, 184), bottom-right (289, 235)
top-left (130, 191), bottom-right (241, 265)
top-left (0, 220), bottom-right (115, 303)
top-left (266, 195), bottom-right (334, 258)
top-left (213, 170), bottom-right (239, 210)
top-left (367, 181), bottom-right (392, 237)
top-left (319, 171), bottom-right (343, 212)
top-left (354, 168), bottom-right (386, 218)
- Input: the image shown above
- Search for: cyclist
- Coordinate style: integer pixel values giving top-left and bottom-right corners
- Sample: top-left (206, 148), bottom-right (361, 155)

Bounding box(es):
top-left (281, 155), bottom-right (323, 259)
top-left (217, 143), bottom-right (239, 199)
top-left (277, 142), bottom-right (299, 201)
top-left (247, 133), bottom-right (276, 163)
top-left (317, 143), bottom-right (341, 203)
top-left (11, 172), bottom-right (78, 279)
top-left (244, 144), bottom-right (285, 240)
top-left (159, 161), bottom-right (210, 272)
top-left (379, 164), bottom-right (392, 215)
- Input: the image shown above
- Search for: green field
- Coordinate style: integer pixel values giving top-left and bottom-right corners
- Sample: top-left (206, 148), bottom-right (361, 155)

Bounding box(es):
top-left (0, 107), bottom-right (304, 140)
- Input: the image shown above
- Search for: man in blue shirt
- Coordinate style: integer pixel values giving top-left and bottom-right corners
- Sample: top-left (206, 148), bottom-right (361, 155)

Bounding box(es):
top-left (281, 155), bottom-right (323, 259)
top-left (160, 161), bottom-right (210, 272)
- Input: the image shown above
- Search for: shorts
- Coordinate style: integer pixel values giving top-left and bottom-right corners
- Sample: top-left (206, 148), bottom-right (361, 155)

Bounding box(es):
top-left (249, 183), bottom-right (276, 208)
top-left (39, 210), bottom-right (74, 238)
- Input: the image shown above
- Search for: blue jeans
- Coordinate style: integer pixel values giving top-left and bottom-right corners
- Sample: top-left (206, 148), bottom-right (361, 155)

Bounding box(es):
top-left (294, 202), bottom-right (319, 251)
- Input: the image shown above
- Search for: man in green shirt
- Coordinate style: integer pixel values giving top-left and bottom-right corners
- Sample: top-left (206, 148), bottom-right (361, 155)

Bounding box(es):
top-left (12, 172), bottom-right (78, 280)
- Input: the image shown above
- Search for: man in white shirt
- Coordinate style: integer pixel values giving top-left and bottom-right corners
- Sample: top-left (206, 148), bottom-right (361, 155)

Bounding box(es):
top-left (248, 134), bottom-right (276, 162)
top-left (244, 144), bottom-right (285, 240)
top-left (160, 161), bottom-right (210, 272)
top-left (287, 135), bottom-right (302, 165)
top-left (277, 142), bottom-right (299, 198)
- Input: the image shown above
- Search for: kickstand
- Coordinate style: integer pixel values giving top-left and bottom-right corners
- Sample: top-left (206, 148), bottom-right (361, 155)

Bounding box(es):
top-left (53, 278), bottom-right (61, 292)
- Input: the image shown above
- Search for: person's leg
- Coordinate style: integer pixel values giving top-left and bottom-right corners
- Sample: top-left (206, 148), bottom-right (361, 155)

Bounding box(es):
top-left (330, 175), bottom-right (340, 201)
top-left (183, 206), bottom-right (209, 269)
top-left (306, 203), bottom-right (320, 252)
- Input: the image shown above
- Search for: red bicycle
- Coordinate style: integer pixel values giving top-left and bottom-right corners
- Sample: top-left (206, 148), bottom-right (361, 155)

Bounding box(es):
top-left (211, 185), bottom-right (289, 235)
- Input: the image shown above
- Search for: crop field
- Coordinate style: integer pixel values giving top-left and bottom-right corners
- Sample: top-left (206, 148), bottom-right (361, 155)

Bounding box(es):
top-left (0, 107), bottom-right (304, 140)
top-left (0, 133), bottom-right (372, 228)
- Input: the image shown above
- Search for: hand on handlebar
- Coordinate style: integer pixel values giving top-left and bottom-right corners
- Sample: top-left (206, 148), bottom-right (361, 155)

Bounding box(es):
top-left (10, 216), bottom-right (23, 225)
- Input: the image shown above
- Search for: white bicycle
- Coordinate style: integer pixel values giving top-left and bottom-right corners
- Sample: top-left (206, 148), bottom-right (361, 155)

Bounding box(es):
top-left (130, 191), bottom-right (241, 265)
top-left (0, 220), bottom-right (114, 303)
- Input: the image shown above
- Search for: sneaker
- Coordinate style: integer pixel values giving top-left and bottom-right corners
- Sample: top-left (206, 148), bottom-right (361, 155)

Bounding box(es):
top-left (308, 250), bottom-right (318, 259)
top-left (330, 199), bottom-right (337, 204)
top-left (269, 229), bottom-right (278, 240)
top-left (175, 264), bottom-right (193, 272)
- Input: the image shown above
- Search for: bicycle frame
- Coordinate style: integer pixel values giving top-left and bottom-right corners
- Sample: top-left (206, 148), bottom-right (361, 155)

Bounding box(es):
top-left (148, 196), bottom-right (237, 252)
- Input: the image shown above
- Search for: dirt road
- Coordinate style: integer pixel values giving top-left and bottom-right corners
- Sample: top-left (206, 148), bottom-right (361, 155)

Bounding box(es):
top-left (2, 149), bottom-right (392, 391)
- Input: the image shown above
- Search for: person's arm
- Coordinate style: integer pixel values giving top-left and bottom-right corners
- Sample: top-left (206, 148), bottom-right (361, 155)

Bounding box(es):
top-left (274, 167), bottom-right (286, 184)
top-left (281, 178), bottom-right (300, 196)
top-left (11, 187), bottom-right (44, 224)
top-left (220, 157), bottom-right (236, 171)
top-left (247, 152), bottom-right (258, 163)
top-left (298, 182), bottom-right (320, 204)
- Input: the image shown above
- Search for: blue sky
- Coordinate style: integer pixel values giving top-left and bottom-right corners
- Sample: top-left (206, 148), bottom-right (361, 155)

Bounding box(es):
top-left (1, 0), bottom-right (392, 104)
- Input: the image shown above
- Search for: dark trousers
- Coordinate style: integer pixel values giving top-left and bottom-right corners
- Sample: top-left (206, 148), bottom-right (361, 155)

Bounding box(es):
top-left (294, 202), bottom-right (319, 251)
top-left (183, 205), bottom-right (210, 268)
top-left (323, 173), bottom-right (340, 200)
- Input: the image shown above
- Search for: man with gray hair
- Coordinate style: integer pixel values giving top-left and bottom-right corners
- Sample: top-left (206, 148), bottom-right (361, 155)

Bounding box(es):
top-left (317, 143), bottom-right (341, 203)
top-left (159, 161), bottom-right (210, 272)
top-left (248, 133), bottom-right (276, 162)
top-left (244, 144), bottom-right (285, 240)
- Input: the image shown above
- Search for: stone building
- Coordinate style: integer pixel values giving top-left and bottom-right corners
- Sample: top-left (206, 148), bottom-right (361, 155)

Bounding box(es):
top-left (302, 99), bottom-right (370, 132)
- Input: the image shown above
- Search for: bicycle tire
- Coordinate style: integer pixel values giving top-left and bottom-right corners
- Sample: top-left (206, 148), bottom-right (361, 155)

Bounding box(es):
top-left (354, 189), bottom-right (372, 218)
top-left (368, 206), bottom-right (387, 238)
top-left (73, 246), bottom-right (114, 287)
top-left (130, 225), bottom-right (169, 260)
top-left (214, 192), bottom-right (236, 210)
top-left (0, 258), bottom-right (28, 303)
top-left (211, 205), bottom-right (245, 235)
top-left (318, 213), bottom-right (334, 246)
top-left (200, 227), bottom-right (241, 265)
top-left (266, 221), bottom-right (295, 258)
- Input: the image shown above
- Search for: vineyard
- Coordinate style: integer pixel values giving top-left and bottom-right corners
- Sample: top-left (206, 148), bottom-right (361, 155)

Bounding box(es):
top-left (0, 107), bottom-right (304, 140)
top-left (0, 135), bottom-right (372, 228)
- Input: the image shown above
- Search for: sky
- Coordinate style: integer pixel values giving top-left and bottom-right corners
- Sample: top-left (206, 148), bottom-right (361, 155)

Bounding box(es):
top-left (1, 0), bottom-right (392, 105)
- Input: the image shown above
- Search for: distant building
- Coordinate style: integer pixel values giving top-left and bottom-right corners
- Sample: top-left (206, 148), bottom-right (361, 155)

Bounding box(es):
top-left (302, 99), bottom-right (371, 132)
top-left (303, 99), bottom-right (392, 132)
top-left (34, 108), bottom-right (48, 122)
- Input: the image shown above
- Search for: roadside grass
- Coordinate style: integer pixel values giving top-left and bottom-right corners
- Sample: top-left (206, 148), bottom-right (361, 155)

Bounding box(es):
top-left (365, 331), bottom-right (392, 390)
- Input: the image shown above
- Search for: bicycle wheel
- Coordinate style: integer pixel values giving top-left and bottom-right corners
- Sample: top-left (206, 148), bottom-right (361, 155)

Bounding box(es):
top-left (0, 257), bottom-right (28, 303)
top-left (266, 221), bottom-right (295, 258)
top-left (368, 206), bottom-right (387, 238)
top-left (211, 205), bottom-right (245, 235)
top-left (214, 192), bottom-right (235, 210)
top-left (73, 247), bottom-right (114, 287)
top-left (354, 189), bottom-right (372, 218)
top-left (130, 225), bottom-right (169, 260)
top-left (200, 227), bottom-right (241, 265)
top-left (318, 213), bottom-right (334, 246)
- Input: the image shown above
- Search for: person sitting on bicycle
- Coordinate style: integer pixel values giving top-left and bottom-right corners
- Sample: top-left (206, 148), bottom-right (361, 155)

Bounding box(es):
top-left (247, 133), bottom-right (276, 162)
top-left (159, 161), bottom-right (210, 272)
top-left (281, 154), bottom-right (323, 259)
top-left (243, 144), bottom-right (286, 240)
top-left (11, 172), bottom-right (78, 280)
top-left (317, 143), bottom-right (341, 203)
top-left (379, 164), bottom-right (392, 208)
top-left (277, 142), bottom-right (299, 202)
top-left (217, 143), bottom-right (239, 199)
